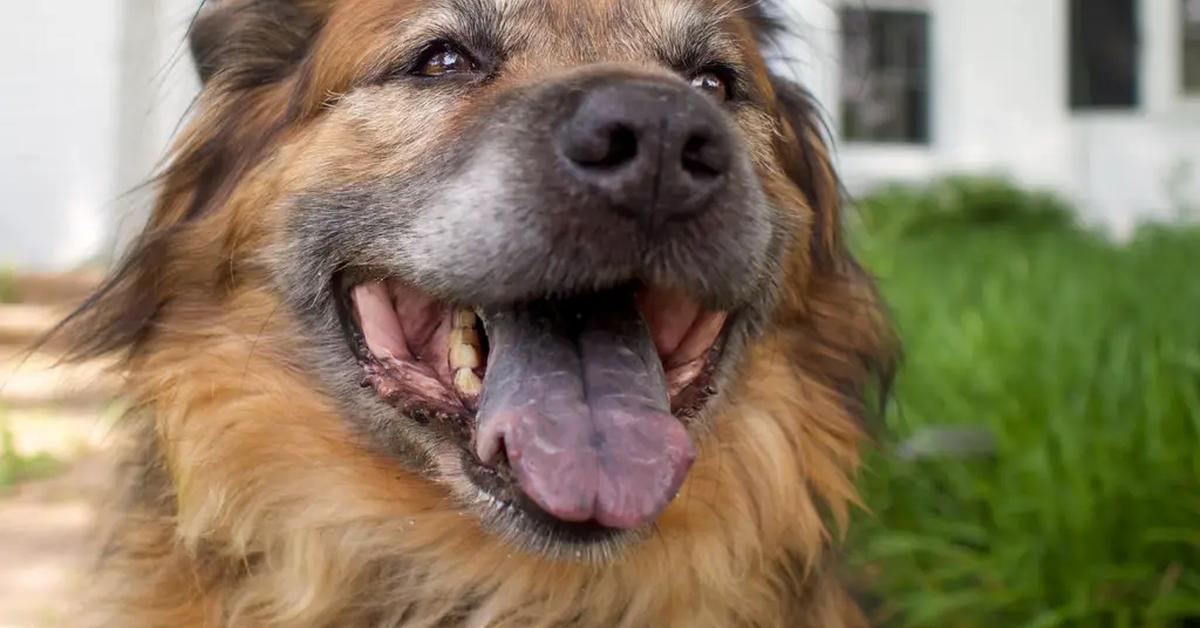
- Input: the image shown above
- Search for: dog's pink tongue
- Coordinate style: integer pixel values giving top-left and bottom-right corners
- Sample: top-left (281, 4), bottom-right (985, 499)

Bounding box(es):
top-left (475, 295), bottom-right (696, 529)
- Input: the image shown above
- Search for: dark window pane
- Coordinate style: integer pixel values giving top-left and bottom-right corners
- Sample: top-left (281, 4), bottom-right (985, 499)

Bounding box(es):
top-left (1185, 0), bottom-right (1200, 93)
top-left (1070, 0), bottom-right (1139, 109)
top-left (840, 9), bottom-right (931, 144)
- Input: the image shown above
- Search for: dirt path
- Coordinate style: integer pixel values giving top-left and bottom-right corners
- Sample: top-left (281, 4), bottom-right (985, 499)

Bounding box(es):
top-left (1, 273), bottom-right (111, 628)
top-left (0, 456), bottom-right (106, 628)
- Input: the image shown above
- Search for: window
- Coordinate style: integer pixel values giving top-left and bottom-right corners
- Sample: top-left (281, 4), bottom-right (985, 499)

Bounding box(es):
top-left (1185, 0), bottom-right (1200, 93)
top-left (1069, 0), bottom-right (1139, 109)
top-left (840, 9), bottom-right (931, 144)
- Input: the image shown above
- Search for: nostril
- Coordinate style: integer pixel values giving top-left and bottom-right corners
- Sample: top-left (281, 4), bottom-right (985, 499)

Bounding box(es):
top-left (681, 133), bottom-right (724, 179)
top-left (604, 125), bottom-right (639, 168)
top-left (568, 123), bottom-right (639, 170)
top-left (590, 124), bottom-right (638, 169)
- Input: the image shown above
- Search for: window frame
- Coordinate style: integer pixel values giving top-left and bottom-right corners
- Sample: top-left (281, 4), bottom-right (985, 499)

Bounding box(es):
top-left (838, 4), bottom-right (934, 146)
top-left (1068, 0), bottom-right (1142, 111)
top-left (1184, 0), bottom-right (1200, 95)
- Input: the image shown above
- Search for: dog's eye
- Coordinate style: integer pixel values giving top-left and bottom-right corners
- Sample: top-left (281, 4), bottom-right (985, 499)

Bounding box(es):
top-left (413, 42), bottom-right (476, 77)
top-left (690, 70), bottom-right (731, 102)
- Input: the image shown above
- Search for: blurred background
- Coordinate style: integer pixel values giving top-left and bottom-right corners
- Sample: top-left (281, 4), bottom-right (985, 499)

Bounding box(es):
top-left (0, 1), bottom-right (1197, 626)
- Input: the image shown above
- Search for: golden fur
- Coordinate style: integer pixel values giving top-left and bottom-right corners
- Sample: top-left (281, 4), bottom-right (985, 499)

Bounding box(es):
top-left (60, 1), bottom-right (896, 625)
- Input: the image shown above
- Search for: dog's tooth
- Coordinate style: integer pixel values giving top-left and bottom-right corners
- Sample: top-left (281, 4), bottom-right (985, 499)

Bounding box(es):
top-left (449, 324), bottom-right (482, 370)
top-left (454, 308), bottom-right (477, 329)
top-left (449, 329), bottom-right (481, 370)
top-left (454, 368), bottom-right (482, 397)
top-left (450, 327), bottom-right (480, 348)
top-left (450, 342), bottom-right (481, 369)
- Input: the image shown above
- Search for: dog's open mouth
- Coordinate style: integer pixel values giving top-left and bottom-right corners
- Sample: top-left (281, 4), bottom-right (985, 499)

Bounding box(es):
top-left (340, 277), bottom-right (728, 530)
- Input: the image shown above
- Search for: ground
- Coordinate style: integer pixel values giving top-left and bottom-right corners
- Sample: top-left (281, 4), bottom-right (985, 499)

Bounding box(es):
top-left (0, 271), bottom-right (111, 628)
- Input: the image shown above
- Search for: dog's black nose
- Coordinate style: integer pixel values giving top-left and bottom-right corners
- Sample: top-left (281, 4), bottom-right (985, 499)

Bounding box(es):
top-left (556, 79), bottom-right (732, 230)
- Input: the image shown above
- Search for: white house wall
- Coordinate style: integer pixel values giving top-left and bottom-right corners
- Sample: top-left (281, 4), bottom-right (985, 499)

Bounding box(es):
top-left (1073, 0), bottom-right (1200, 234)
top-left (1, 1), bottom-right (122, 271)
top-left (0, 0), bottom-right (197, 271)
top-left (813, 0), bottom-right (1200, 235)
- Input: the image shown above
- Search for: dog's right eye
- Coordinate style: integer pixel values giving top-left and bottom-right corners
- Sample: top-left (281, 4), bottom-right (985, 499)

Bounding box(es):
top-left (412, 42), bottom-right (478, 77)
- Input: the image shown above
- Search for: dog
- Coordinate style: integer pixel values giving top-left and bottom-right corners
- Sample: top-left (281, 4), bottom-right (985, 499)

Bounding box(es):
top-left (59, 0), bottom-right (895, 625)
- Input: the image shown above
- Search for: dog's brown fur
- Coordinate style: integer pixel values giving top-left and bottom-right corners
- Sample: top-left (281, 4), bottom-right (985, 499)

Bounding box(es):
top-left (61, 1), bottom-right (895, 625)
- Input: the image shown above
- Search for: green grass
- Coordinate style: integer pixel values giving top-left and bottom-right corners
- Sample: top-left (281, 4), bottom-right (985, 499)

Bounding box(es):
top-left (850, 179), bottom-right (1200, 627)
top-left (0, 418), bottom-right (62, 491)
top-left (0, 267), bottom-right (16, 304)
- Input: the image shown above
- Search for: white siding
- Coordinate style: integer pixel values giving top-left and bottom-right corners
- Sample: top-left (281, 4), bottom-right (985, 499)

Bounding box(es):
top-left (814, 0), bottom-right (1200, 236)
top-left (0, 0), bottom-right (197, 271)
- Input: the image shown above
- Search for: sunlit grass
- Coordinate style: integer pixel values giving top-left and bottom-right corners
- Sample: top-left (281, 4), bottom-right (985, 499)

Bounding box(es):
top-left (0, 414), bottom-right (63, 490)
top-left (851, 179), bottom-right (1200, 627)
top-left (0, 268), bottom-right (15, 304)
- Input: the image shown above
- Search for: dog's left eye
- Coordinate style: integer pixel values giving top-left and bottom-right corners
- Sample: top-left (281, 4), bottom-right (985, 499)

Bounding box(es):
top-left (413, 42), bottom-right (477, 77)
top-left (690, 69), bottom-right (732, 102)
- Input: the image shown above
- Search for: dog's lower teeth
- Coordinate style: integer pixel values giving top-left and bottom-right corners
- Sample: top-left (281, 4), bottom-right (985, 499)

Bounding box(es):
top-left (454, 368), bottom-right (482, 397)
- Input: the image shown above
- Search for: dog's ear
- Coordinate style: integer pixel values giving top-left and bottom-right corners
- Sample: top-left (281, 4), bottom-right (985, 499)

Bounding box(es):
top-left (768, 74), bottom-right (847, 272)
top-left (768, 73), bottom-right (900, 429)
top-left (739, 2), bottom-right (848, 270)
top-left (742, 2), bottom-right (899, 422)
top-left (190, 0), bottom-right (327, 87)
top-left (39, 1), bottom-right (332, 362)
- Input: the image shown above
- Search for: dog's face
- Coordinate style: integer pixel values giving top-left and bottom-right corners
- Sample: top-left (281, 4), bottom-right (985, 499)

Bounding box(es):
top-left (77, 0), bottom-right (890, 570)
top-left (189, 0), bottom-right (827, 556)
top-left (249, 0), bottom-right (791, 553)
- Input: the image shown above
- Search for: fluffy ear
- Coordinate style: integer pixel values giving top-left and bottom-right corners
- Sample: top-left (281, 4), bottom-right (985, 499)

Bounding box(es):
top-left (742, 3), bottom-right (899, 423)
top-left (768, 73), bottom-right (848, 273)
top-left (771, 72), bottom-right (898, 418)
top-left (740, 1), bottom-right (849, 270)
top-left (190, 0), bottom-right (326, 87)
top-left (41, 1), bottom-right (331, 361)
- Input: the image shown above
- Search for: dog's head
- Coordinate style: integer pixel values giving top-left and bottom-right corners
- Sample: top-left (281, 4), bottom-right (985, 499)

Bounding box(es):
top-left (69, 0), bottom-right (893, 564)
